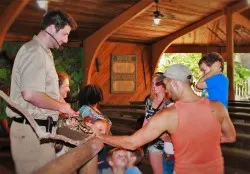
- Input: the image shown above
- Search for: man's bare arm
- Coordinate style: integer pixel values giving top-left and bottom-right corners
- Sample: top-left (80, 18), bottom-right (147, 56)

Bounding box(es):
top-left (96, 109), bottom-right (174, 150)
top-left (22, 90), bottom-right (78, 117)
top-left (142, 117), bottom-right (148, 127)
top-left (212, 101), bottom-right (236, 143)
top-left (220, 104), bottom-right (236, 143)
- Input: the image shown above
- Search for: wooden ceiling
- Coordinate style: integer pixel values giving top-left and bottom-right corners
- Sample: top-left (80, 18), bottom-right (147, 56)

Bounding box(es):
top-left (1, 0), bottom-right (249, 46)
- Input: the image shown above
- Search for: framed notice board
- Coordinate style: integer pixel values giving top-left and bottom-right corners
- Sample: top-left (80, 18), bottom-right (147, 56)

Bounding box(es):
top-left (111, 54), bottom-right (137, 93)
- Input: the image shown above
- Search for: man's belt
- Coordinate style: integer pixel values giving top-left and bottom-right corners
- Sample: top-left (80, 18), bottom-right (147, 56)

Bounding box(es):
top-left (13, 117), bottom-right (57, 133)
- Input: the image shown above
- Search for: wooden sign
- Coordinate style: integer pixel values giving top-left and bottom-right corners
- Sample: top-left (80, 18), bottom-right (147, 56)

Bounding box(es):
top-left (111, 54), bottom-right (137, 93)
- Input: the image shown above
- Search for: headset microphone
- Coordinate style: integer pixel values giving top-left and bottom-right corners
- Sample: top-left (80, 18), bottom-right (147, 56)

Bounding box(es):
top-left (44, 30), bottom-right (63, 50)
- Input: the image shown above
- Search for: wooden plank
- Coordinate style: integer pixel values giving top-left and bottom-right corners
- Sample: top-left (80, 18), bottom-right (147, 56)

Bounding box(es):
top-left (165, 45), bottom-right (250, 54)
top-left (230, 112), bottom-right (250, 121)
top-left (222, 146), bottom-right (250, 160)
top-left (234, 122), bottom-right (250, 134)
top-left (228, 106), bottom-right (250, 113)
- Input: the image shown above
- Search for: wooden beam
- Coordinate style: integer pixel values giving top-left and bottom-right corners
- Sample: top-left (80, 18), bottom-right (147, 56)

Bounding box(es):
top-left (165, 45), bottom-right (250, 54)
top-left (0, 0), bottom-right (31, 49)
top-left (83, 0), bottom-right (154, 84)
top-left (207, 27), bottom-right (225, 44)
top-left (151, 0), bottom-right (249, 71)
top-left (227, 0), bottom-right (249, 13)
top-left (226, 7), bottom-right (235, 100)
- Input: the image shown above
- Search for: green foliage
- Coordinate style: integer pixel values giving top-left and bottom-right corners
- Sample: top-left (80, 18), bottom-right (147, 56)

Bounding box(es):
top-left (234, 62), bottom-right (250, 84)
top-left (0, 68), bottom-right (10, 79)
top-left (157, 53), bottom-right (250, 87)
top-left (157, 53), bottom-right (202, 82)
top-left (52, 47), bottom-right (83, 96)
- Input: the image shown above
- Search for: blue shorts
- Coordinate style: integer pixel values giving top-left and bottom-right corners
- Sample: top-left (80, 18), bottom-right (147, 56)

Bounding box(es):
top-left (163, 155), bottom-right (175, 174)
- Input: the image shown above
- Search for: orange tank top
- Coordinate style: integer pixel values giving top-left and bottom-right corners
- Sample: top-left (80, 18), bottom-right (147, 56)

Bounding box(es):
top-left (171, 98), bottom-right (223, 174)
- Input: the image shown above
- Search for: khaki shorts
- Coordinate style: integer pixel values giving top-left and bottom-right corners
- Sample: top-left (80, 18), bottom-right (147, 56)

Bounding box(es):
top-left (10, 121), bottom-right (56, 174)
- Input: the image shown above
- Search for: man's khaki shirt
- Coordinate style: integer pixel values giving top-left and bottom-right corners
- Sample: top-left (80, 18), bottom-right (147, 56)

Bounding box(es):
top-left (6, 35), bottom-right (60, 121)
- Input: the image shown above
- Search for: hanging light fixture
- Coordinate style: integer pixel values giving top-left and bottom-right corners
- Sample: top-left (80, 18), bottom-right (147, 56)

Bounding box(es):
top-left (153, 0), bottom-right (164, 25)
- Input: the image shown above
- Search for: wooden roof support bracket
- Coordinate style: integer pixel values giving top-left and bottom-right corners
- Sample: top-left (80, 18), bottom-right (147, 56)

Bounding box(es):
top-left (233, 12), bottom-right (250, 30)
top-left (207, 27), bottom-right (225, 45)
top-left (151, 0), bottom-right (249, 71)
top-left (83, 0), bottom-right (154, 84)
top-left (0, 0), bottom-right (31, 49)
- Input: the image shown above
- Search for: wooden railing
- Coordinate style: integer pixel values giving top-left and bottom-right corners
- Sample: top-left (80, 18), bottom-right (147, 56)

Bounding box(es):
top-left (235, 80), bottom-right (249, 100)
top-left (35, 137), bottom-right (103, 174)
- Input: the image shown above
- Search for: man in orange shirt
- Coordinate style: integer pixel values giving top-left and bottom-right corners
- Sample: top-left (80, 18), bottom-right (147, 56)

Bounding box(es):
top-left (90, 64), bottom-right (236, 174)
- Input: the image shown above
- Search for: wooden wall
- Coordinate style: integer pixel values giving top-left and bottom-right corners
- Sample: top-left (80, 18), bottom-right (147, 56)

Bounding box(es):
top-left (90, 41), bottom-right (152, 105)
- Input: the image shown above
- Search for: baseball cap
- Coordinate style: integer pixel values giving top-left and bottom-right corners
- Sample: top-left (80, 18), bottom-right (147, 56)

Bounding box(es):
top-left (156, 64), bottom-right (193, 82)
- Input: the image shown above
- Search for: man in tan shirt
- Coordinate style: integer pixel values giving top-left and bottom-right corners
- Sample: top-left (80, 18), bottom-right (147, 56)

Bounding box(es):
top-left (6, 10), bottom-right (78, 174)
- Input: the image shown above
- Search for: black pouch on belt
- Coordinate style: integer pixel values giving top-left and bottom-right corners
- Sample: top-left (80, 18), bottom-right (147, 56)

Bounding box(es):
top-left (46, 116), bottom-right (53, 133)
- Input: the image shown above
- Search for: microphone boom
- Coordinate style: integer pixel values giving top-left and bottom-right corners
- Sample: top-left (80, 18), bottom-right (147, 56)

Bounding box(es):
top-left (44, 30), bottom-right (63, 50)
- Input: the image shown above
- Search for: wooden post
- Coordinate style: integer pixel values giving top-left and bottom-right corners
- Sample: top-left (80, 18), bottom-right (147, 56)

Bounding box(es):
top-left (226, 7), bottom-right (235, 101)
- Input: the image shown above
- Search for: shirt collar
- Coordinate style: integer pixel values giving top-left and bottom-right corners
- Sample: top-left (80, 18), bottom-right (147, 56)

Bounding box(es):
top-left (33, 35), bottom-right (52, 55)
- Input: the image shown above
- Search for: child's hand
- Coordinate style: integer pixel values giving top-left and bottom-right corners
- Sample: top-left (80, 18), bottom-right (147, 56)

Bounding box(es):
top-left (211, 61), bottom-right (221, 73)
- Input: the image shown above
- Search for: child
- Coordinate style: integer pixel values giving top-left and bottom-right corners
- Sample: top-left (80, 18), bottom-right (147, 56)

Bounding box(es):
top-left (90, 118), bottom-right (113, 174)
top-left (126, 148), bottom-right (144, 174)
top-left (107, 148), bottom-right (129, 174)
top-left (92, 118), bottom-right (111, 135)
top-left (196, 52), bottom-right (229, 108)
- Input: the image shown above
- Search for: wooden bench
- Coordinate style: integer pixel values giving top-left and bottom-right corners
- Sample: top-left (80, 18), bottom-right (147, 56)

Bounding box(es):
top-left (230, 112), bottom-right (250, 122)
top-left (233, 122), bottom-right (250, 134)
top-left (222, 146), bottom-right (250, 172)
top-left (129, 101), bottom-right (145, 106)
top-left (111, 125), bottom-right (135, 135)
top-left (229, 101), bottom-right (250, 105)
top-left (100, 104), bottom-right (145, 111)
top-left (222, 133), bottom-right (250, 150)
top-left (228, 106), bottom-right (250, 113)
top-left (0, 137), bottom-right (10, 148)
top-left (108, 115), bottom-right (137, 127)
